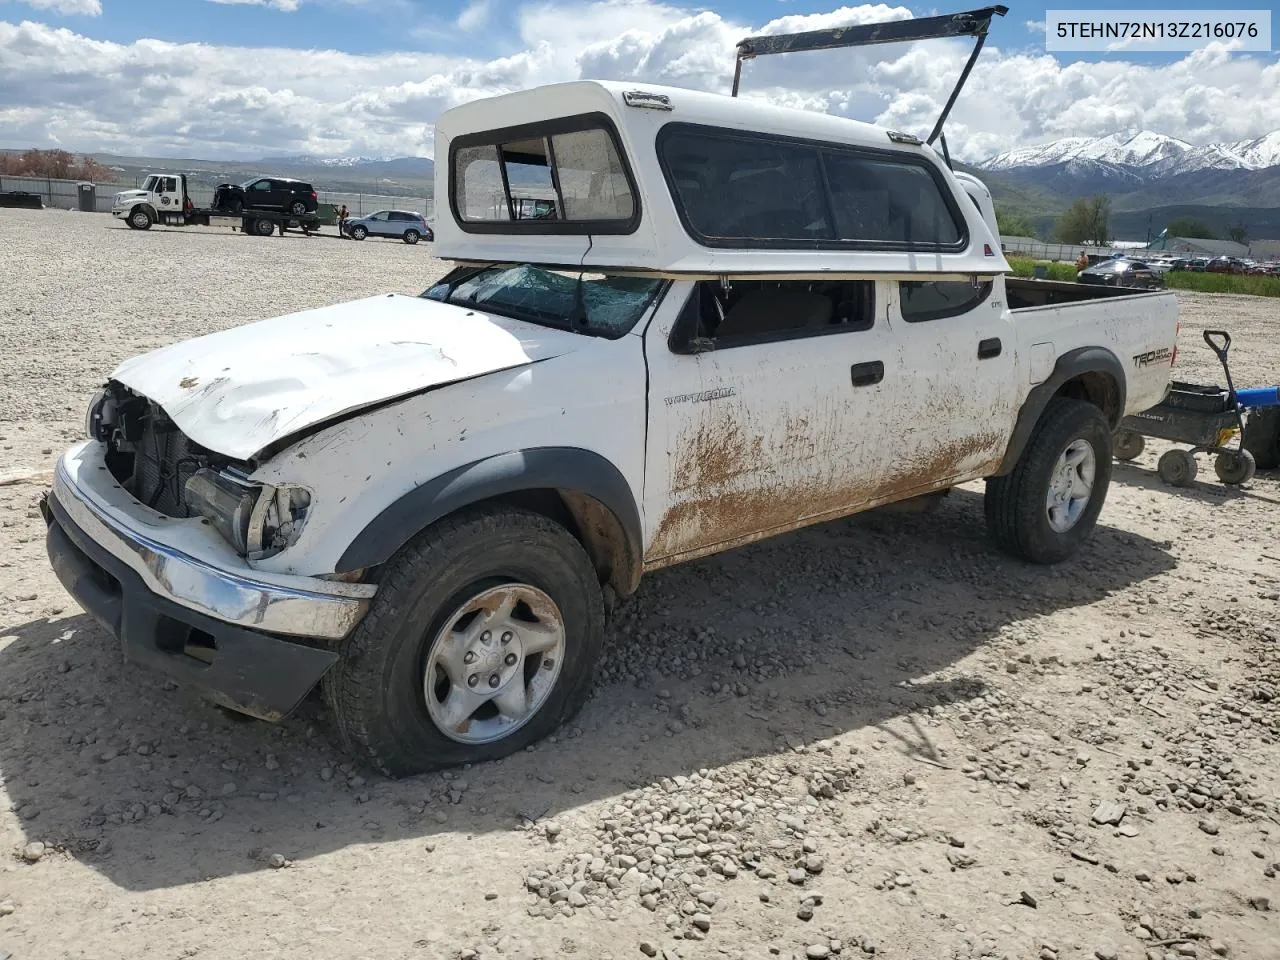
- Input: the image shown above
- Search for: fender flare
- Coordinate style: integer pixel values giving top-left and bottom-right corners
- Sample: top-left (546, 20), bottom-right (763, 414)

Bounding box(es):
top-left (335, 447), bottom-right (643, 586)
top-left (994, 346), bottom-right (1126, 476)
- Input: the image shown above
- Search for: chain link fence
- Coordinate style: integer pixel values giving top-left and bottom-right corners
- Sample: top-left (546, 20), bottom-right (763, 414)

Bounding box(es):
top-left (1, 175), bottom-right (434, 220)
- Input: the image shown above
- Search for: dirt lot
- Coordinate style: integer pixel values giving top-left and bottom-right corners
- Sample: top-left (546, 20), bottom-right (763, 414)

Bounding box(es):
top-left (1, 207), bottom-right (1278, 960)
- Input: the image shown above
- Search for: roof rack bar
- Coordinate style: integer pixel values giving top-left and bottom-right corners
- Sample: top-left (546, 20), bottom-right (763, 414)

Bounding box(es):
top-left (731, 5), bottom-right (1008, 141)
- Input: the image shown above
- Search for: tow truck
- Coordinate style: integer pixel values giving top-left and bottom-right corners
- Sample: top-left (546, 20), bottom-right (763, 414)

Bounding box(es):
top-left (111, 174), bottom-right (321, 237)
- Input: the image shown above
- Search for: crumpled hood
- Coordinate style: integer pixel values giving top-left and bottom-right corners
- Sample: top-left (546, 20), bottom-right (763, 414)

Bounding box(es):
top-left (110, 293), bottom-right (585, 460)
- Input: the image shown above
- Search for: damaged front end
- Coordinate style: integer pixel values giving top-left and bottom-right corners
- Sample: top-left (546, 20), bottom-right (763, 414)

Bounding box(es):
top-left (88, 382), bottom-right (311, 560)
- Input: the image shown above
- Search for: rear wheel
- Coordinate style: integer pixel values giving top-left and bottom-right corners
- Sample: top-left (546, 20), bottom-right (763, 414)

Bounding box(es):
top-left (350, 225), bottom-right (368, 240)
top-left (403, 229), bottom-right (420, 245)
top-left (289, 200), bottom-right (308, 216)
top-left (984, 398), bottom-right (1112, 564)
top-left (253, 217), bottom-right (276, 237)
top-left (1113, 429), bottom-right (1145, 461)
top-left (128, 207), bottom-right (152, 230)
top-left (324, 506), bottom-right (604, 776)
top-left (1157, 449), bottom-right (1198, 487)
top-left (1243, 408), bottom-right (1280, 469)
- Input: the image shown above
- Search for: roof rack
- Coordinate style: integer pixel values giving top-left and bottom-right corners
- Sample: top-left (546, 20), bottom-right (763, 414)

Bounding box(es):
top-left (731, 5), bottom-right (1008, 158)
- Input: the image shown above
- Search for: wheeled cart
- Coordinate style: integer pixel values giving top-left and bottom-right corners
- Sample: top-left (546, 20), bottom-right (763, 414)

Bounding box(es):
top-left (1112, 330), bottom-right (1267, 487)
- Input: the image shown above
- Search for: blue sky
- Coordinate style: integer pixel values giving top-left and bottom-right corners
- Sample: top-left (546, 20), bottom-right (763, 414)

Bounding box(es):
top-left (23, 0), bottom-right (1270, 61)
top-left (1, 0), bottom-right (1277, 159)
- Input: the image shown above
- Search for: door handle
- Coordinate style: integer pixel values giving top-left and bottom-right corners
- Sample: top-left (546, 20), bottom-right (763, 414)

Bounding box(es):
top-left (978, 337), bottom-right (1002, 359)
top-left (850, 361), bottom-right (884, 387)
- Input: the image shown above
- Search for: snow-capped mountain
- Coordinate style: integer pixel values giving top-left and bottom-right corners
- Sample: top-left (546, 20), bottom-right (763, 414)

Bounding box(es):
top-left (975, 130), bottom-right (1280, 176)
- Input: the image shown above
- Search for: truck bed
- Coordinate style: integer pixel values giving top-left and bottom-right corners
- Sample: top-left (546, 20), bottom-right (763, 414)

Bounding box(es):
top-left (1005, 277), bottom-right (1158, 310)
top-left (1004, 277), bottom-right (1179, 419)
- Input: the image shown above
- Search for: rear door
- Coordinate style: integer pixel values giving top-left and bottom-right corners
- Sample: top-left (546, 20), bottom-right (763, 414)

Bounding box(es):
top-left (886, 279), bottom-right (1020, 485)
top-left (246, 178), bottom-right (274, 209)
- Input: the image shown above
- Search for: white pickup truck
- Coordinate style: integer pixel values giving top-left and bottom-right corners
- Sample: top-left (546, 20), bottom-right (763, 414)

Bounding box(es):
top-left (43, 9), bottom-right (1179, 776)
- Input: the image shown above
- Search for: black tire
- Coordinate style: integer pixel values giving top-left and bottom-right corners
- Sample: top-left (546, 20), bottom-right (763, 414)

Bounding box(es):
top-left (324, 506), bottom-right (605, 777)
top-left (1243, 408), bottom-right (1280, 469)
top-left (229, 197), bottom-right (244, 215)
top-left (289, 200), bottom-right (308, 216)
top-left (1214, 449), bottom-right (1256, 485)
top-left (403, 229), bottom-right (420, 245)
top-left (253, 217), bottom-right (275, 237)
top-left (350, 225), bottom-right (368, 241)
top-left (984, 398), bottom-right (1112, 564)
top-left (1113, 429), bottom-right (1145, 461)
top-left (128, 207), bottom-right (152, 231)
top-left (1157, 449), bottom-right (1198, 487)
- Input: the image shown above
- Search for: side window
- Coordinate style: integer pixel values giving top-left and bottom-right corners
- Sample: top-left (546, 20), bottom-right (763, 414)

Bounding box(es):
top-left (369, 211), bottom-right (389, 221)
top-left (451, 114), bottom-right (638, 233)
top-left (250, 180), bottom-right (271, 192)
top-left (658, 123), bottom-right (966, 251)
top-left (898, 280), bottom-right (993, 323)
top-left (670, 279), bottom-right (875, 353)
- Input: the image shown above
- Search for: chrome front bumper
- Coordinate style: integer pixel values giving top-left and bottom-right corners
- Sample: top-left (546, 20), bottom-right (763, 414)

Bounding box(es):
top-left (51, 451), bottom-right (373, 641)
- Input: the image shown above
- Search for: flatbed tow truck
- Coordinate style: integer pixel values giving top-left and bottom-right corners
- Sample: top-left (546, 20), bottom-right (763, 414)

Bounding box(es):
top-left (111, 173), bottom-right (321, 237)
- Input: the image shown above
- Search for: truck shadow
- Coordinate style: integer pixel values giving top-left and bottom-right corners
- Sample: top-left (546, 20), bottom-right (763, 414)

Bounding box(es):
top-left (0, 488), bottom-right (1176, 892)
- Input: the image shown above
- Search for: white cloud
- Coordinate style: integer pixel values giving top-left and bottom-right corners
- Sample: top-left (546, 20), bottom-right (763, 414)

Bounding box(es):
top-left (205, 0), bottom-right (302, 10)
top-left (1024, 19), bottom-right (1045, 33)
top-left (5, 0), bottom-right (101, 15)
top-left (1, 3), bottom-right (1277, 163)
top-left (456, 0), bottom-right (489, 31)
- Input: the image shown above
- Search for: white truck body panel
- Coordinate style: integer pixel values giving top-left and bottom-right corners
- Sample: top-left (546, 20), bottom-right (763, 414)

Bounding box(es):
top-left (110, 294), bottom-right (588, 461)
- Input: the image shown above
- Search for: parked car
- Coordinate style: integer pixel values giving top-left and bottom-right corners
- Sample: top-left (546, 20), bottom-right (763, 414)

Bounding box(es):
top-left (1077, 258), bottom-right (1165, 289)
top-left (343, 210), bottom-right (433, 244)
top-left (1205, 257), bottom-right (1244, 274)
top-left (1188, 258), bottom-right (1209, 271)
top-left (212, 177), bottom-right (318, 216)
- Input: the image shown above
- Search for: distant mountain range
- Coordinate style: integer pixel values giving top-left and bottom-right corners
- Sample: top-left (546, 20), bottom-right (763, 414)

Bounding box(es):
top-left (961, 130), bottom-right (1280, 240)
top-left (260, 155), bottom-right (435, 177)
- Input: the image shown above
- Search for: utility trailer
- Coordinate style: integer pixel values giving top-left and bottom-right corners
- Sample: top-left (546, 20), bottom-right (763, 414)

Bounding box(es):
top-left (110, 173), bottom-right (320, 237)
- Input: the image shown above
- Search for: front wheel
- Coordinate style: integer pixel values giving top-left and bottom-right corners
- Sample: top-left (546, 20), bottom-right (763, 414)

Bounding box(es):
top-left (350, 225), bottom-right (368, 240)
top-left (1214, 449), bottom-right (1256, 485)
top-left (984, 398), bottom-right (1112, 564)
top-left (128, 207), bottom-right (152, 230)
top-left (324, 507), bottom-right (605, 777)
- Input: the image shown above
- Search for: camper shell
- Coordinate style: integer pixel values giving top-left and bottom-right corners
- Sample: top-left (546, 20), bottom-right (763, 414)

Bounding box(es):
top-left (432, 80), bottom-right (1010, 279)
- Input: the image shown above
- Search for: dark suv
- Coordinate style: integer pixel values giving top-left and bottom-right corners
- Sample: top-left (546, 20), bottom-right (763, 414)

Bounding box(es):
top-left (212, 177), bottom-right (318, 216)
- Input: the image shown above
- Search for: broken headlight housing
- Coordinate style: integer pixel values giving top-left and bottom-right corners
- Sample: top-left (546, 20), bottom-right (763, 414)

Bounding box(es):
top-left (184, 469), bottom-right (311, 560)
top-left (85, 388), bottom-right (109, 441)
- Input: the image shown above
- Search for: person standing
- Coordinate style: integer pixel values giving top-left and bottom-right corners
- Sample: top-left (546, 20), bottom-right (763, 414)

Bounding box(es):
top-left (337, 203), bottom-right (349, 238)
top-left (1075, 250), bottom-right (1089, 273)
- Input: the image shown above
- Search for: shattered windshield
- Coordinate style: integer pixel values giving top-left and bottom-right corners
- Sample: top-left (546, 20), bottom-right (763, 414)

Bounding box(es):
top-left (423, 264), bottom-right (664, 339)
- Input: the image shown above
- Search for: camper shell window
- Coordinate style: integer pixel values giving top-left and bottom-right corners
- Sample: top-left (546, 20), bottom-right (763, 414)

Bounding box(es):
top-left (656, 123), bottom-right (967, 252)
top-left (450, 113), bottom-right (640, 235)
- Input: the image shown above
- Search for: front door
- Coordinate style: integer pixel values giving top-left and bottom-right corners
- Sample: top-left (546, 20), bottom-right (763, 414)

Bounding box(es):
top-left (154, 176), bottom-right (182, 218)
top-left (642, 278), bottom-right (900, 566)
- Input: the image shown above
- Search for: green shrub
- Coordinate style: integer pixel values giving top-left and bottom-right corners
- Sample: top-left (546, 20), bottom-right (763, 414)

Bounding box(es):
top-left (1164, 272), bottom-right (1280, 298)
top-left (1006, 256), bottom-right (1078, 282)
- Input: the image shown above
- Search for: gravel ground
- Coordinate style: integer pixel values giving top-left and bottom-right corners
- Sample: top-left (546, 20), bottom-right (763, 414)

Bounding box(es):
top-left (2, 208), bottom-right (1279, 960)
